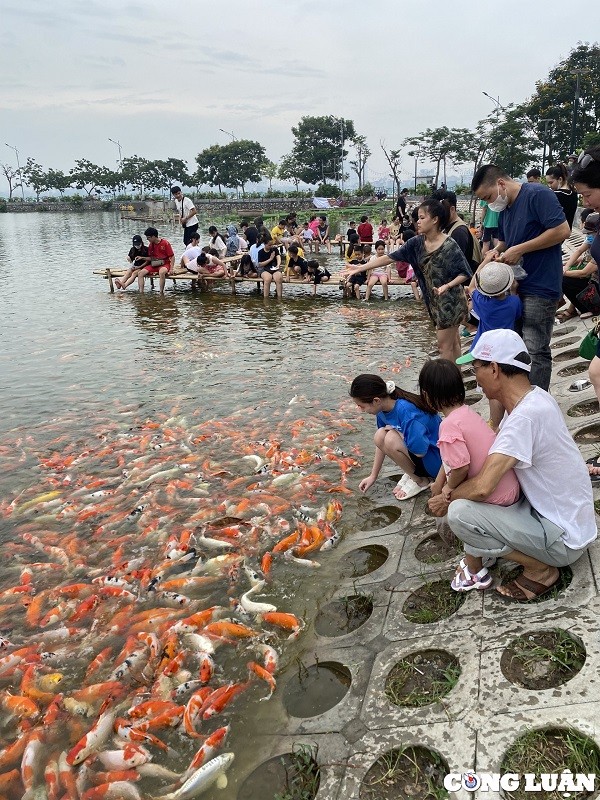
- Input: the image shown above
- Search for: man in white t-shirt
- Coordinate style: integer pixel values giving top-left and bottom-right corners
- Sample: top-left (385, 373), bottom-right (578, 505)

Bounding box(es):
top-left (171, 186), bottom-right (199, 246)
top-left (429, 329), bottom-right (596, 602)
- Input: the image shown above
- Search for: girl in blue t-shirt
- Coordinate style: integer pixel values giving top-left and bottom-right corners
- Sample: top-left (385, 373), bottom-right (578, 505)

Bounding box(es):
top-left (350, 374), bottom-right (442, 501)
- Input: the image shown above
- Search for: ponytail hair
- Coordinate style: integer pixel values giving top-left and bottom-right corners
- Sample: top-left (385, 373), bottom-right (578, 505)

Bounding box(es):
top-left (349, 374), bottom-right (435, 414)
top-left (545, 163), bottom-right (570, 187)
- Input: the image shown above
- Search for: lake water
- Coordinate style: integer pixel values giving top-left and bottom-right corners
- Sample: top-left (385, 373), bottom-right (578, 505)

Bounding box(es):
top-left (0, 211), bottom-right (436, 798)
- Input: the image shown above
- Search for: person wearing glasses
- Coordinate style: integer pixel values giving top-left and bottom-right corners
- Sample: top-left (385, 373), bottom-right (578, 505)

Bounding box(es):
top-left (427, 329), bottom-right (596, 602)
top-left (470, 163), bottom-right (570, 392)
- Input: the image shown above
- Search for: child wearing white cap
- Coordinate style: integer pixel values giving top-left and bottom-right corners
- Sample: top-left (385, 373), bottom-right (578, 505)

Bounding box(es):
top-left (470, 262), bottom-right (522, 349)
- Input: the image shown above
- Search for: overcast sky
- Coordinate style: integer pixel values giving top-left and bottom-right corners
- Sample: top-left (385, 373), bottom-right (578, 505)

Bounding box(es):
top-left (2, 0), bottom-right (599, 192)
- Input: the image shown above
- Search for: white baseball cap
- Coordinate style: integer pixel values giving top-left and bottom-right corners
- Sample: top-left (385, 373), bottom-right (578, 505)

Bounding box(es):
top-left (456, 329), bottom-right (531, 372)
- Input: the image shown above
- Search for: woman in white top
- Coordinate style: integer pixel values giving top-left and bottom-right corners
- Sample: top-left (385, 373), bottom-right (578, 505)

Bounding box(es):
top-left (208, 226), bottom-right (227, 259)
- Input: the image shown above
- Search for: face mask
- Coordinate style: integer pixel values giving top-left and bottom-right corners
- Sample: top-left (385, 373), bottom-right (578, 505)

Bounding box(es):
top-left (586, 234), bottom-right (595, 245)
top-left (487, 185), bottom-right (509, 213)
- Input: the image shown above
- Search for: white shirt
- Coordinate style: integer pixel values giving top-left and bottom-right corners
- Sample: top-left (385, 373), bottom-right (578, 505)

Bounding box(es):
top-left (490, 387), bottom-right (596, 549)
top-left (249, 243), bottom-right (263, 266)
top-left (211, 236), bottom-right (227, 259)
top-left (181, 245), bottom-right (203, 270)
top-left (174, 196), bottom-right (198, 228)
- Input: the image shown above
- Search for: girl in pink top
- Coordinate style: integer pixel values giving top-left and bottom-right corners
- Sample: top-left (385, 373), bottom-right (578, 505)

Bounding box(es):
top-left (419, 359), bottom-right (520, 592)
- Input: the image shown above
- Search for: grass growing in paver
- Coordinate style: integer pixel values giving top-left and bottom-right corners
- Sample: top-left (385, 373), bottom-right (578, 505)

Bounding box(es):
top-left (360, 746), bottom-right (449, 800)
top-left (402, 579), bottom-right (465, 623)
top-left (414, 534), bottom-right (462, 565)
top-left (501, 728), bottom-right (600, 799)
top-left (314, 593), bottom-right (374, 637)
top-left (500, 629), bottom-right (586, 690)
top-left (384, 650), bottom-right (460, 707)
top-left (273, 744), bottom-right (321, 800)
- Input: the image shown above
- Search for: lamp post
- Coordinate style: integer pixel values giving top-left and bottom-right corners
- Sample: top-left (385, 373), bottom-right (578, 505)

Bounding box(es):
top-left (340, 118), bottom-right (344, 195)
top-left (482, 91), bottom-right (501, 118)
top-left (569, 69), bottom-right (588, 155)
top-left (5, 143), bottom-right (25, 201)
top-left (539, 119), bottom-right (556, 176)
top-left (108, 138), bottom-right (123, 168)
top-left (219, 129), bottom-right (236, 141)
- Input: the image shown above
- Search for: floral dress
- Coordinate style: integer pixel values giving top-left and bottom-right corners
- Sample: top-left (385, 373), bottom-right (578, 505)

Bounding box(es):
top-left (390, 235), bottom-right (471, 329)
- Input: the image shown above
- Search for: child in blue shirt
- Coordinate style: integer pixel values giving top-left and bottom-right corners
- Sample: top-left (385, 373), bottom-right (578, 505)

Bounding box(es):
top-left (350, 373), bottom-right (442, 501)
top-left (470, 262), bottom-right (522, 348)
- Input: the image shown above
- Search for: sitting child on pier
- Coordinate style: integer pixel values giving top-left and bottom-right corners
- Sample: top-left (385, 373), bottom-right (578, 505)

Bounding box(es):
top-left (306, 260), bottom-right (331, 295)
top-left (365, 240), bottom-right (391, 301)
top-left (235, 254), bottom-right (258, 278)
top-left (419, 358), bottom-right (520, 592)
top-left (285, 245), bottom-right (308, 278)
top-left (115, 234), bottom-right (149, 290)
top-left (345, 244), bottom-right (368, 299)
top-left (378, 219), bottom-right (391, 243)
top-left (301, 222), bottom-right (315, 253)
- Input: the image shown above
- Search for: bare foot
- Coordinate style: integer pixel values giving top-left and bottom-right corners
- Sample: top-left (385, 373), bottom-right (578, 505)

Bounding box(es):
top-left (115, 279), bottom-right (123, 289)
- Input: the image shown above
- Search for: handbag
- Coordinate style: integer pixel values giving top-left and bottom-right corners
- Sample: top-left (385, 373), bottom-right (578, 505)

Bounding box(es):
top-left (576, 279), bottom-right (600, 315)
top-left (578, 320), bottom-right (600, 360)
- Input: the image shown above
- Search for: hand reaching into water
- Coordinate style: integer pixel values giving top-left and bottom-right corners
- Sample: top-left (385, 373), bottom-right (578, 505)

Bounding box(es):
top-left (359, 475), bottom-right (376, 493)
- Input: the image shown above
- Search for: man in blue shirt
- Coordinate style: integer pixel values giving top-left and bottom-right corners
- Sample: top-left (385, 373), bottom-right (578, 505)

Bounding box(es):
top-left (470, 164), bottom-right (570, 391)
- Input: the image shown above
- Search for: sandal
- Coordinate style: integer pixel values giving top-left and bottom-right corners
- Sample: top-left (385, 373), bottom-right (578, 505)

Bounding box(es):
top-left (586, 456), bottom-right (600, 484)
top-left (455, 556), bottom-right (497, 574)
top-left (496, 572), bottom-right (561, 603)
top-left (569, 379), bottom-right (591, 392)
top-left (394, 475), bottom-right (430, 501)
top-left (451, 564), bottom-right (493, 592)
top-left (555, 309), bottom-right (577, 323)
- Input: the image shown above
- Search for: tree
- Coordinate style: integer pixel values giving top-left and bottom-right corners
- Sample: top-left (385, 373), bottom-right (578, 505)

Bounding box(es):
top-left (404, 126), bottom-right (473, 186)
top-left (44, 169), bottom-right (71, 197)
top-left (0, 163), bottom-right (22, 201)
top-left (195, 140), bottom-right (266, 195)
top-left (290, 116), bottom-right (357, 185)
top-left (22, 158), bottom-right (47, 201)
top-left (516, 43), bottom-right (600, 161)
top-left (349, 135), bottom-right (371, 190)
top-left (120, 156), bottom-right (158, 197)
top-left (224, 140), bottom-right (267, 195)
top-left (69, 159), bottom-right (112, 197)
top-left (262, 160), bottom-right (278, 191)
top-left (153, 158), bottom-right (191, 195)
top-left (380, 143), bottom-right (402, 199)
top-left (278, 154), bottom-right (303, 193)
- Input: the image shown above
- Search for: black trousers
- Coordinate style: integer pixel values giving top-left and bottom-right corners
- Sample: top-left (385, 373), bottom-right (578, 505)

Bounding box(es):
top-left (183, 224), bottom-right (199, 245)
top-left (562, 274), bottom-right (591, 312)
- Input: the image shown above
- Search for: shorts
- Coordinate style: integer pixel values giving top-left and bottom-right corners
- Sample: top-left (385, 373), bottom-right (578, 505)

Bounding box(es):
top-left (205, 264), bottom-right (223, 274)
top-left (349, 273), bottom-right (366, 286)
top-left (261, 268), bottom-right (281, 276)
top-left (313, 271), bottom-right (330, 285)
top-left (146, 262), bottom-right (171, 275)
top-left (482, 227), bottom-right (498, 243)
top-left (409, 453), bottom-right (430, 479)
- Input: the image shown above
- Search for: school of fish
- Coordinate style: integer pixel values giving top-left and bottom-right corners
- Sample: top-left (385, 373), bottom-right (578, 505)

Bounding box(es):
top-left (0, 404), bottom-right (362, 799)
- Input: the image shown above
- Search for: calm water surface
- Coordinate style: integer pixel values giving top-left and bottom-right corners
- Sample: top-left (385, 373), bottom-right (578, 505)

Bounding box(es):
top-left (0, 211), bottom-right (436, 798)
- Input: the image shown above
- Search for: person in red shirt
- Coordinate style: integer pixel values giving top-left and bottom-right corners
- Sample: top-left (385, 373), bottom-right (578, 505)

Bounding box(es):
top-left (137, 227), bottom-right (175, 294)
top-left (357, 215), bottom-right (373, 242)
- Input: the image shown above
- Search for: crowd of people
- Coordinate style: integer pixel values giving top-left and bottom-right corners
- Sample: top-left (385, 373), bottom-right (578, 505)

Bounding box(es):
top-left (349, 146), bottom-right (600, 603)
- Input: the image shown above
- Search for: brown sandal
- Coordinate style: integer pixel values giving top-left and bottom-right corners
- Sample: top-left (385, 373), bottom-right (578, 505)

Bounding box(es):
top-left (496, 572), bottom-right (560, 603)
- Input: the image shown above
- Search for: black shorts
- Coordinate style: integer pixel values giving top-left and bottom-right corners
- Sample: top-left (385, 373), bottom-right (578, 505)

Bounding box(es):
top-left (349, 273), bottom-right (366, 286)
top-left (409, 453), bottom-right (430, 479)
top-left (482, 227), bottom-right (498, 243)
top-left (314, 271), bottom-right (330, 284)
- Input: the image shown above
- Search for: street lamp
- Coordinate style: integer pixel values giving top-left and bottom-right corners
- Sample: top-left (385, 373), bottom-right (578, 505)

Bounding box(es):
top-left (108, 138), bottom-right (123, 168)
top-left (482, 91), bottom-right (501, 123)
top-left (539, 119), bottom-right (556, 176)
top-left (569, 69), bottom-right (589, 155)
top-left (5, 143), bottom-right (25, 201)
top-left (219, 129), bottom-right (236, 141)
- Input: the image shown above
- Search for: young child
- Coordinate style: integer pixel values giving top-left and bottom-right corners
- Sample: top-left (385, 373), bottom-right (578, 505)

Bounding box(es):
top-left (365, 240), bottom-right (391, 301)
top-left (306, 259), bottom-right (331, 295)
top-left (285, 244), bottom-right (308, 278)
top-left (378, 219), bottom-right (391, 243)
top-left (301, 222), bottom-right (315, 253)
top-left (346, 244), bottom-right (368, 299)
top-left (346, 221), bottom-right (357, 239)
top-left (235, 253), bottom-right (258, 278)
top-left (419, 359), bottom-right (521, 592)
top-left (350, 373), bottom-right (442, 501)
top-left (357, 215), bottom-right (373, 242)
top-left (315, 215), bottom-right (331, 254)
top-left (469, 262), bottom-right (522, 348)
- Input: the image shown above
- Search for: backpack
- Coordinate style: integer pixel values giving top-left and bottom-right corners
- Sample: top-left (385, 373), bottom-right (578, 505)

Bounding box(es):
top-left (447, 218), bottom-right (482, 272)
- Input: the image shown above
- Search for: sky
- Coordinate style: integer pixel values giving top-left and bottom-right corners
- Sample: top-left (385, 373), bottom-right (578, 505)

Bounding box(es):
top-left (1, 0), bottom-right (599, 193)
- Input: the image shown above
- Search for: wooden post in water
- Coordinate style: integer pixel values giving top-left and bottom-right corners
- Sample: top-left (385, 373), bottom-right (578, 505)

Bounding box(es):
top-left (107, 269), bottom-right (115, 293)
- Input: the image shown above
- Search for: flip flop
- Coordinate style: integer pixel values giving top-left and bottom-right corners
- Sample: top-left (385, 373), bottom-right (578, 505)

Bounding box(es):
top-left (496, 572), bottom-right (561, 603)
top-left (569, 379), bottom-right (591, 392)
top-left (394, 476), bottom-right (430, 501)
